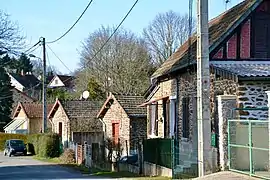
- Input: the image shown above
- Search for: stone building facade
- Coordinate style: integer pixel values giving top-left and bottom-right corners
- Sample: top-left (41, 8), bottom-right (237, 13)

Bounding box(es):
top-left (97, 93), bottom-right (147, 156)
top-left (48, 99), bottom-right (103, 148)
top-left (143, 0), bottom-right (270, 175)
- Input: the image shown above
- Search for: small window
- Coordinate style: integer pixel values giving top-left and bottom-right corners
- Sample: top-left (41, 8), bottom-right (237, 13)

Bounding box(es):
top-left (149, 103), bottom-right (158, 136)
top-left (182, 97), bottom-right (190, 139)
top-left (55, 79), bottom-right (58, 84)
top-left (58, 122), bottom-right (63, 137)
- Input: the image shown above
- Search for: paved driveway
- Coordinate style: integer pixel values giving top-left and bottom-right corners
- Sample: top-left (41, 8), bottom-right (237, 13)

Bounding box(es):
top-left (0, 153), bottom-right (110, 180)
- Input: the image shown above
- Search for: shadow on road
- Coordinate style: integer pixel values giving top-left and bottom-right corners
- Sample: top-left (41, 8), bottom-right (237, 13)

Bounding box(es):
top-left (0, 164), bottom-right (114, 180)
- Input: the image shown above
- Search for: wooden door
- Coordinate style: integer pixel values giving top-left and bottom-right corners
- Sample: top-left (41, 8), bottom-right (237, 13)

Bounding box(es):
top-left (112, 123), bottom-right (119, 145)
top-left (59, 122), bottom-right (63, 137)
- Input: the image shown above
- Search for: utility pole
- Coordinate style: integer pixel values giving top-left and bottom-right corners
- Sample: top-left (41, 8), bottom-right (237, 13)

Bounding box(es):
top-left (197, 0), bottom-right (212, 177)
top-left (41, 37), bottom-right (47, 133)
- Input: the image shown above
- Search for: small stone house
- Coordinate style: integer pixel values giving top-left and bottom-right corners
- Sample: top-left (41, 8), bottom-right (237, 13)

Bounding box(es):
top-left (4, 102), bottom-right (54, 134)
top-left (142, 0), bottom-right (270, 172)
top-left (48, 99), bottom-right (104, 148)
top-left (97, 93), bottom-right (147, 155)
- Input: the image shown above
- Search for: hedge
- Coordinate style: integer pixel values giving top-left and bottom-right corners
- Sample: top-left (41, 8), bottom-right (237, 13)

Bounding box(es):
top-left (27, 133), bottom-right (61, 158)
top-left (0, 133), bottom-right (27, 150)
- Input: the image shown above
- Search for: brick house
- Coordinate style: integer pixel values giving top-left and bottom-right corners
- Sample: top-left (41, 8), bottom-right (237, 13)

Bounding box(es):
top-left (48, 99), bottom-right (104, 148)
top-left (142, 0), bottom-right (270, 172)
top-left (11, 88), bottom-right (37, 117)
top-left (8, 72), bottom-right (41, 100)
top-left (97, 93), bottom-right (147, 155)
top-left (4, 102), bottom-right (54, 134)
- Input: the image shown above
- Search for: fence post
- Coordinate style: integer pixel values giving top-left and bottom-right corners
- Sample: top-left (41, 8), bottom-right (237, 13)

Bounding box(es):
top-left (75, 143), bottom-right (78, 163)
top-left (84, 141), bottom-right (87, 166)
top-left (217, 95), bottom-right (237, 170)
top-left (171, 138), bottom-right (175, 178)
top-left (265, 91), bottom-right (270, 172)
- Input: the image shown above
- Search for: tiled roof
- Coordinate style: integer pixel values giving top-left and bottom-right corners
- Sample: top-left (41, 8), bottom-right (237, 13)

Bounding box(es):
top-left (114, 94), bottom-right (147, 117)
top-left (151, 0), bottom-right (259, 79)
top-left (10, 73), bottom-right (41, 89)
top-left (59, 100), bottom-right (104, 132)
top-left (20, 103), bottom-right (54, 118)
top-left (57, 75), bottom-right (74, 87)
top-left (211, 61), bottom-right (270, 78)
top-left (60, 100), bottom-right (103, 119)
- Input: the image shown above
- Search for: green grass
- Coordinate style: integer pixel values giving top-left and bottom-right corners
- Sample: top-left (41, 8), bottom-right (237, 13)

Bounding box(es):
top-left (35, 157), bottom-right (171, 179)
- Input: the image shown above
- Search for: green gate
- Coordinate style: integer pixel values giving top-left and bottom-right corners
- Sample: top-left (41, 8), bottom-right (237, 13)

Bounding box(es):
top-left (228, 108), bottom-right (269, 179)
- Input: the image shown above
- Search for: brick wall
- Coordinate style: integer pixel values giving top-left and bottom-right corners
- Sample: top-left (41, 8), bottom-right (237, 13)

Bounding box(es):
top-left (227, 34), bottom-right (237, 59)
top-left (102, 96), bottom-right (130, 155)
top-left (240, 20), bottom-right (250, 58)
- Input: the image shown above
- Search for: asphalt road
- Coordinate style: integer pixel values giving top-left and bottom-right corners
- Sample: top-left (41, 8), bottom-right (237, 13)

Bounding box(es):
top-left (0, 153), bottom-right (111, 180)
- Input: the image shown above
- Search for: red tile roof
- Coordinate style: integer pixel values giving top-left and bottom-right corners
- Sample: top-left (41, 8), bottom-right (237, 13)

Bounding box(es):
top-left (16, 103), bottom-right (54, 118)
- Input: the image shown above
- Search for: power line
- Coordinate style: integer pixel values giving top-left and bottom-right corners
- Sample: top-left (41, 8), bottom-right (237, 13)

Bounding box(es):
top-left (47, 0), bottom-right (94, 44)
top-left (46, 44), bottom-right (73, 73)
top-left (23, 41), bottom-right (41, 54)
top-left (87, 0), bottom-right (138, 65)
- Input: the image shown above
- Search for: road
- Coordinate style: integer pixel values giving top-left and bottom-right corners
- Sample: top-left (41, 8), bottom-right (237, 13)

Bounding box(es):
top-left (0, 153), bottom-right (110, 180)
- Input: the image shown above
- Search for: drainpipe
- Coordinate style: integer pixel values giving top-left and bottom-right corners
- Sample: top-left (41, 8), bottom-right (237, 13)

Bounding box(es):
top-left (175, 77), bottom-right (180, 140)
top-left (98, 118), bottom-right (107, 143)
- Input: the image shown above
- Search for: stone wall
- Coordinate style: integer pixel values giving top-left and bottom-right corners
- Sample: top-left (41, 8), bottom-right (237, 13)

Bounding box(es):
top-left (130, 117), bottom-right (147, 150)
top-left (102, 95), bottom-right (130, 155)
top-left (51, 105), bottom-right (70, 147)
top-left (146, 79), bottom-right (177, 138)
top-left (238, 81), bottom-right (270, 120)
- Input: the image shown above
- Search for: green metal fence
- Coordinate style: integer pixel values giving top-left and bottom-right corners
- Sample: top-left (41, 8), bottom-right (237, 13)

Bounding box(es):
top-left (228, 117), bottom-right (270, 179)
top-left (143, 138), bottom-right (173, 168)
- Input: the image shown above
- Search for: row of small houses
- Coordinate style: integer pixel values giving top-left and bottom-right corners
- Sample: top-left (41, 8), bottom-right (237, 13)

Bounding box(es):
top-left (4, 0), bottom-right (270, 178)
top-left (4, 93), bottom-right (147, 156)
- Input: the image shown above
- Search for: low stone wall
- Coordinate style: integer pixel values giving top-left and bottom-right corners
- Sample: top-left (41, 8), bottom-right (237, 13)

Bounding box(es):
top-left (119, 163), bottom-right (139, 174)
top-left (143, 161), bottom-right (172, 177)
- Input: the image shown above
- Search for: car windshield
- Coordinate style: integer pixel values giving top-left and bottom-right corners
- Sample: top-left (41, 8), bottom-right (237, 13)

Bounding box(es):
top-left (10, 140), bottom-right (24, 147)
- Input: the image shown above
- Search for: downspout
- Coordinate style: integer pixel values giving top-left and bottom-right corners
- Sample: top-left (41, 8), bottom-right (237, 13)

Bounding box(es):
top-left (98, 118), bottom-right (107, 143)
top-left (175, 77), bottom-right (180, 141)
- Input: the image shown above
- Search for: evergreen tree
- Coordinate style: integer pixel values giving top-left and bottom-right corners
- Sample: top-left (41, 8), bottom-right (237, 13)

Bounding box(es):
top-left (17, 53), bottom-right (33, 74)
top-left (0, 66), bottom-right (13, 131)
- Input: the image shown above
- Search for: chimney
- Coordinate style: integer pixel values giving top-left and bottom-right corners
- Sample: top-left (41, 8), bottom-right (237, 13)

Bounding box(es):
top-left (21, 69), bottom-right (24, 76)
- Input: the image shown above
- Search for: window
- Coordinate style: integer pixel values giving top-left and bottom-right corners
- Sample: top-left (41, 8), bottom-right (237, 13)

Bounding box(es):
top-left (182, 97), bottom-right (190, 139)
top-left (149, 102), bottom-right (158, 136)
top-left (58, 122), bottom-right (63, 137)
top-left (112, 123), bottom-right (119, 145)
top-left (163, 98), bottom-right (170, 138)
top-left (55, 79), bottom-right (58, 85)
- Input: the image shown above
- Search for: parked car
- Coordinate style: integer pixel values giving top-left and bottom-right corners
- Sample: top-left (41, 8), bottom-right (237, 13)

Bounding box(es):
top-left (118, 154), bottom-right (138, 165)
top-left (3, 139), bottom-right (27, 157)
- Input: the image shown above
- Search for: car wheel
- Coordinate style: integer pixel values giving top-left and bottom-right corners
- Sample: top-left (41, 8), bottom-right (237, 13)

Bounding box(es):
top-left (8, 150), bottom-right (11, 157)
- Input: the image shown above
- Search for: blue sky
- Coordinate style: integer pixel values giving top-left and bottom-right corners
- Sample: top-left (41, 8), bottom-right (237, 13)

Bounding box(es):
top-left (2, 0), bottom-right (243, 74)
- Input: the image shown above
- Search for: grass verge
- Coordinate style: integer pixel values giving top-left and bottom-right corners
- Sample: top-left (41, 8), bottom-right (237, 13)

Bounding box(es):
top-left (35, 157), bottom-right (171, 179)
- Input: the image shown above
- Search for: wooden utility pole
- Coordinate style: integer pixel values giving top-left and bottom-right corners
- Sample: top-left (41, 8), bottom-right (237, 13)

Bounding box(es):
top-left (41, 37), bottom-right (47, 133)
top-left (197, 0), bottom-right (212, 176)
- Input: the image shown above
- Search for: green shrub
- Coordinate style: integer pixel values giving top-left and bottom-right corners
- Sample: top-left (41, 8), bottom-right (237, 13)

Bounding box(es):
top-left (0, 133), bottom-right (27, 150)
top-left (27, 133), bottom-right (60, 158)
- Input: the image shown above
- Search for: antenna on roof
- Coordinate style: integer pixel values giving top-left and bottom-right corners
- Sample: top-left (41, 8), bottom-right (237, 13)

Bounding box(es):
top-left (225, 0), bottom-right (231, 10)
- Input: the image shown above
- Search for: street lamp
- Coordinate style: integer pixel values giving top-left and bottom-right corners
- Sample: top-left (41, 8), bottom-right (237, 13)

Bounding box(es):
top-left (29, 54), bottom-right (47, 133)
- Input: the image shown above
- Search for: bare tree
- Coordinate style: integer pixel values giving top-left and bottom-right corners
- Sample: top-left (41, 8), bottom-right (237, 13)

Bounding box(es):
top-left (77, 26), bottom-right (154, 95)
top-left (0, 10), bottom-right (24, 54)
top-left (143, 11), bottom-right (196, 65)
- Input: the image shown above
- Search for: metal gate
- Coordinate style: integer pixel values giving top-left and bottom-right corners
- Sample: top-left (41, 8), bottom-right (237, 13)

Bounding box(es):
top-left (228, 108), bottom-right (269, 179)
